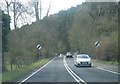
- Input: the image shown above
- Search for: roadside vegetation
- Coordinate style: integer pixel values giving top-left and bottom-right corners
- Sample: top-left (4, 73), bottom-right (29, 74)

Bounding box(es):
top-left (1, 2), bottom-right (118, 82)
top-left (92, 59), bottom-right (118, 65)
top-left (0, 10), bottom-right (2, 84)
top-left (2, 58), bottom-right (49, 82)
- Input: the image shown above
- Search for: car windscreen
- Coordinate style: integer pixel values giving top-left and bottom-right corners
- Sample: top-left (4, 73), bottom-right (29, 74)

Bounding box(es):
top-left (77, 55), bottom-right (89, 58)
top-left (67, 52), bottom-right (71, 54)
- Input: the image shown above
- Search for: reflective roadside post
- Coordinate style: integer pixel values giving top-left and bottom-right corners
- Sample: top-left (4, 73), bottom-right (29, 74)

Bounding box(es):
top-left (36, 44), bottom-right (42, 59)
top-left (94, 41), bottom-right (100, 60)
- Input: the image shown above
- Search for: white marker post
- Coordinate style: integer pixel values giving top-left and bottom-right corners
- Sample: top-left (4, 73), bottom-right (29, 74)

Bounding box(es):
top-left (36, 44), bottom-right (42, 59)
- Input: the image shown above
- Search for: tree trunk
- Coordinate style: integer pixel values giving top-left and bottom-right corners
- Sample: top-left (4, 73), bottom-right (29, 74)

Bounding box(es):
top-left (10, 62), bottom-right (13, 71)
top-left (13, 0), bottom-right (17, 29)
top-left (40, 0), bottom-right (42, 20)
top-left (35, 1), bottom-right (39, 21)
top-left (2, 52), bottom-right (7, 72)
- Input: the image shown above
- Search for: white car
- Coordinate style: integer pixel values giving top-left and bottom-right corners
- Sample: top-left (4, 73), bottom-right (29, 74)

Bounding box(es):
top-left (74, 54), bottom-right (91, 67)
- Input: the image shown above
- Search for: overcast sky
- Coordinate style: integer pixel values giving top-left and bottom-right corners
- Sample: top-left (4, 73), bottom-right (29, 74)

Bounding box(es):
top-left (0, 0), bottom-right (86, 29)
top-left (42, 0), bottom-right (85, 15)
top-left (1, 0), bottom-right (118, 29)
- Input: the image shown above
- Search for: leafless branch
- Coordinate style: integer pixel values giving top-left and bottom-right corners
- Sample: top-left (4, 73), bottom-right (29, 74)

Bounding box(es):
top-left (46, 0), bottom-right (52, 17)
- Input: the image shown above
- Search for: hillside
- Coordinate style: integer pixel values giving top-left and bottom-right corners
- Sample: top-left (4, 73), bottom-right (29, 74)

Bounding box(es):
top-left (4, 2), bottom-right (118, 72)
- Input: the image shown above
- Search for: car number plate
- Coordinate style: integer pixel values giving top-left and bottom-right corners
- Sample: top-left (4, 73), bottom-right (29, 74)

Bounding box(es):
top-left (82, 62), bottom-right (87, 64)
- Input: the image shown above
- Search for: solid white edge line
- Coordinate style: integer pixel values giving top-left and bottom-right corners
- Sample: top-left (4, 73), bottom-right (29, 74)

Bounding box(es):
top-left (63, 57), bottom-right (87, 84)
top-left (19, 58), bottom-right (55, 84)
top-left (97, 67), bottom-right (120, 75)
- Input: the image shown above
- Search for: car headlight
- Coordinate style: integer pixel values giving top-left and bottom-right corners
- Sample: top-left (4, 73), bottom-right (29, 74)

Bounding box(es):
top-left (77, 61), bottom-right (81, 64)
top-left (76, 60), bottom-right (80, 63)
top-left (88, 61), bottom-right (91, 64)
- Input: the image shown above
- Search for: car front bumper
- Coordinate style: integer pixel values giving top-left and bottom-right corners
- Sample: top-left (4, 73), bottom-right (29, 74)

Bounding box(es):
top-left (76, 61), bottom-right (91, 66)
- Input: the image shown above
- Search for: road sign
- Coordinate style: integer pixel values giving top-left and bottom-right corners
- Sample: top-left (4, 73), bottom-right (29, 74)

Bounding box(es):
top-left (95, 41), bottom-right (100, 47)
top-left (37, 44), bottom-right (42, 50)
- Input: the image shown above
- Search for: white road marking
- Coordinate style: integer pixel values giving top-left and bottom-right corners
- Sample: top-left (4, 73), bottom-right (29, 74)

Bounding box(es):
top-left (63, 57), bottom-right (87, 84)
top-left (64, 62), bottom-right (79, 82)
top-left (19, 58), bottom-right (55, 84)
top-left (97, 67), bottom-right (120, 75)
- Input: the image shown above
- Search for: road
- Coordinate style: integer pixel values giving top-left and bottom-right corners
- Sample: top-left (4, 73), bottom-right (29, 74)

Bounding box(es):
top-left (19, 56), bottom-right (119, 84)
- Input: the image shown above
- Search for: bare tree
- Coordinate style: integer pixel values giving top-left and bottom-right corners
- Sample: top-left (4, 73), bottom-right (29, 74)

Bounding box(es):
top-left (3, 0), bottom-right (33, 29)
top-left (35, 0), bottom-right (39, 21)
top-left (13, 0), bottom-right (16, 29)
top-left (3, 0), bottom-right (53, 29)
top-left (28, 0), bottom-right (40, 21)
top-left (12, 1), bottom-right (32, 28)
top-left (39, 0), bottom-right (41, 20)
top-left (46, 0), bottom-right (52, 17)
top-left (4, 0), bottom-right (12, 16)
top-left (27, 0), bottom-right (52, 21)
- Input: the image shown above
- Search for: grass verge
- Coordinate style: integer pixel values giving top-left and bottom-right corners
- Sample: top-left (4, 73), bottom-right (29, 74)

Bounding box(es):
top-left (0, 74), bottom-right (2, 84)
top-left (2, 58), bottom-right (50, 82)
top-left (92, 59), bottom-right (118, 65)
